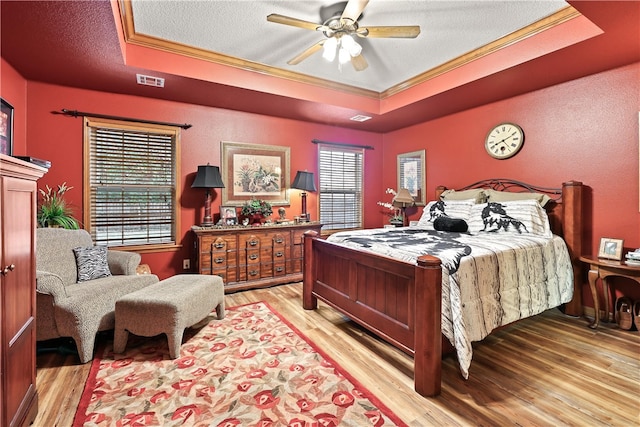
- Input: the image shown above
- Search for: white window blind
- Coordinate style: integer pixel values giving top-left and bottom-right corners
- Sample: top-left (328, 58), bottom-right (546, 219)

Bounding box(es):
top-left (318, 144), bottom-right (364, 230)
top-left (84, 118), bottom-right (180, 248)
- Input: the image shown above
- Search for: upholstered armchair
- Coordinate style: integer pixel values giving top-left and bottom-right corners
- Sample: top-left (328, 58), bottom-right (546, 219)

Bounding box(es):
top-left (36, 228), bottom-right (159, 363)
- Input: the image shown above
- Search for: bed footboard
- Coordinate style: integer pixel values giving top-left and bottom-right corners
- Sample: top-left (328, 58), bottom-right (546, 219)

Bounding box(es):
top-left (303, 230), bottom-right (443, 397)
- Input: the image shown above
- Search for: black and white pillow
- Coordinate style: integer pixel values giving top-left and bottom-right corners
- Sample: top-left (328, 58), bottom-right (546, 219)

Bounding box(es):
top-left (417, 199), bottom-right (475, 230)
top-left (73, 246), bottom-right (112, 282)
top-left (467, 199), bottom-right (552, 237)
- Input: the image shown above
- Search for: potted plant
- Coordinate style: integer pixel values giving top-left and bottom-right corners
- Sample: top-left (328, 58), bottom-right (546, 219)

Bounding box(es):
top-left (241, 198), bottom-right (273, 225)
top-left (37, 182), bottom-right (80, 229)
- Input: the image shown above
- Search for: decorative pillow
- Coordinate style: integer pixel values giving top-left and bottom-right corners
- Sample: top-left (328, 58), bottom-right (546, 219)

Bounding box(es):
top-left (417, 199), bottom-right (475, 229)
top-left (434, 216), bottom-right (468, 232)
top-left (467, 199), bottom-right (552, 237)
top-left (73, 246), bottom-right (112, 282)
top-left (440, 188), bottom-right (486, 203)
top-left (484, 189), bottom-right (551, 207)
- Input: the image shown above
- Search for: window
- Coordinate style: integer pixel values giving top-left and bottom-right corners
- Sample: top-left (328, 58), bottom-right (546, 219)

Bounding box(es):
top-left (318, 144), bottom-right (364, 230)
top-left (83, 117), bottom-right (181, 251)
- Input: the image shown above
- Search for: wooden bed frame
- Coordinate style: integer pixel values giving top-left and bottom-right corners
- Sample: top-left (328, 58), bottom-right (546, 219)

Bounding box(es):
top-left (302, 179), bottom-right (583, 397)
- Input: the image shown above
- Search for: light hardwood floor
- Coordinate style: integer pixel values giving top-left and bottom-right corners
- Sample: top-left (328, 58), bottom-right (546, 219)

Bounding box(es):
top-left (33, 282), bottom-right (640, 426)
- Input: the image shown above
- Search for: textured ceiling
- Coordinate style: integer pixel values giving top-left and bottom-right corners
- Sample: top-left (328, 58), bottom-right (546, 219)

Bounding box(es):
top-left (1, 1), bottom-right (639, 132)
top-left (129, 0), bottom-right (568, 93)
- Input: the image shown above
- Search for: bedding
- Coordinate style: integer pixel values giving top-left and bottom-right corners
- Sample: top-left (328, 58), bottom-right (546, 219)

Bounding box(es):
top-left (326, 226), bottom-right (573, 378)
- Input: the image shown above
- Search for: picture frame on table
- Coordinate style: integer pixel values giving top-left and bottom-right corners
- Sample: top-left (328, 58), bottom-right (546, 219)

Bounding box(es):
top-left (397, 149), bottom-right (426, 206)
top-left (221, 141), bottom-right (290, 206)
top-left (598, 237), bottom-right (624, 261)
top-left (220, 205), bottom-right (238, 225)
top-left (0, 98), bottom-right (14, 156)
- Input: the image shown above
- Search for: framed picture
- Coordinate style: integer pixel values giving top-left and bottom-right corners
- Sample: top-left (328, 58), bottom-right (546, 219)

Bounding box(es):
top-left (598, 237), bottom-right (624, 261)
top-left (221, 141), bottom-right (290, 206)
top-left (0, 98), bottom-right (14, 156)
top-left (220, 205), bottom-right (238, 225)
top-left (397, 149), bottom-right (426, 206)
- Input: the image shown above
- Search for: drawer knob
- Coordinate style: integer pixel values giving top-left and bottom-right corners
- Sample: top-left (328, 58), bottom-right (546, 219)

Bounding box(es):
top-left (275, 266), bottom-right (284, 272)
top-left (249, 270), bottom-right (259, 276)
top-left (249, 240), bottom-right (259, 247)
top-left (275, 238), bottom-right (284, 244)
top-left (214, 242), bottom-right (225, 249)
top-left (249, 254), bottom-right (259, 260)
top-left (275, 251), bottom-right (284, 257)
top-left (214, 257), bottom-right (225, 264)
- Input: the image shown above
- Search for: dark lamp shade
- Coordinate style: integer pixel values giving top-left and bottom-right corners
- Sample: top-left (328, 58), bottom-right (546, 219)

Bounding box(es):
top-left (392, 188), bottom-right (415, 207)
top-left (191, 164), bottom-right (225, 188)
top-left (291, 171), bottom-right (317, 192)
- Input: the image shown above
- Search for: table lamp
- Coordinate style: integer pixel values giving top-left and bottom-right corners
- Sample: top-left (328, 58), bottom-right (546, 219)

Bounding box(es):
top-left (392, 188), bottom-right (415, 226)
top-left (291, 171), bottom-right (317, 222)
top-left (191, 164), bottom-right (225, 226)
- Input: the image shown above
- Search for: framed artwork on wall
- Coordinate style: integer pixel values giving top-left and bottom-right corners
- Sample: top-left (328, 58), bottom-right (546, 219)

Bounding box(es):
top-left (598, 237), bottom-right (624, 261)
top-left (397, 149), bottom-right (426, 206)
top-left (0, 98), bottom-right (14, 155)
top-left (221, 141), bottom-right (290, 206)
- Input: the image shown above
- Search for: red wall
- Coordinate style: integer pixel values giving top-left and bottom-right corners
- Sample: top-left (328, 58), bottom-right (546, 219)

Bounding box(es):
top-left (3, 54), bottom-right (639, 308)
top-left (15, 80), bottom-right (383, 279)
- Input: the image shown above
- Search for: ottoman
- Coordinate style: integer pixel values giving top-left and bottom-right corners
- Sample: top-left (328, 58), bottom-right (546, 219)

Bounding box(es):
top-left (113, 274), bottom-right (225, 358)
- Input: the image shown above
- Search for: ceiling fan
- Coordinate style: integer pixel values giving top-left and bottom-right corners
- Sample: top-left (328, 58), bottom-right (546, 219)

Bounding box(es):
top-left (267, 0), bottom-right (420, 72)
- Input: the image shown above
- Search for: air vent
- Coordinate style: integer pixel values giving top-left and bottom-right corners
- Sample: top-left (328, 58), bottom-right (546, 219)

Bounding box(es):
top-left (349, 114), bottom-right (372, 122)
top-left (136, 74), bottom-right (165, 88)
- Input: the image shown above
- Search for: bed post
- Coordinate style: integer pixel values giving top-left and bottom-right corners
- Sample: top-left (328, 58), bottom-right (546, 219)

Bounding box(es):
top-left (561, 181), bottom-right (583, 317)
top-left (302, 230), bottom-right (319, 310)
top-left (413, 254), bottom-right (443, 397)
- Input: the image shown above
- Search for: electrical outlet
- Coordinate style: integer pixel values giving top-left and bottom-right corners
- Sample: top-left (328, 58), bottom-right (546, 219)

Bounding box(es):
top-left (183, 259), bottom-right (190, 270)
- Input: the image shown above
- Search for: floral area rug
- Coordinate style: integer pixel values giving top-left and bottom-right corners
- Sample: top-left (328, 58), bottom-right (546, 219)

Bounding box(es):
top-left (73, 301), bottom-right (407, 426)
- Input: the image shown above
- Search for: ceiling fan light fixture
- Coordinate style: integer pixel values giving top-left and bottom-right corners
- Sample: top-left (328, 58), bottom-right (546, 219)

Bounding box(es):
top-left (341, 34), bottom-right (362, 57)
top-left (322, 37), bottom-right (338, 61)
top-left (338, 45), bottom-right (351, 64)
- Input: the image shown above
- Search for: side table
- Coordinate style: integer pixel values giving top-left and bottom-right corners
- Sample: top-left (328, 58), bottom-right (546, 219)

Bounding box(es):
top-left (579, 256), bottom-right (640, 329)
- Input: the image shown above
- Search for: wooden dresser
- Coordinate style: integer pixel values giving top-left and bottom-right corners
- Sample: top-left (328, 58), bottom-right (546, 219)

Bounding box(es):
top-left (192, 222), bottom-right (322, 292)
top-left (1, 154), bottom-right (47, 426)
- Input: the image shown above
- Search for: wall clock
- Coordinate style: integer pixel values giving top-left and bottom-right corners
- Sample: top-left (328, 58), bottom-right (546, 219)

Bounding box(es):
top-left (485, 122), bottom-right (524, 159)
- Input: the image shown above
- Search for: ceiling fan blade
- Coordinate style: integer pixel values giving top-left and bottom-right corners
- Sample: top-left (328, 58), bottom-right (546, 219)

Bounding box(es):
top-left (350, 53), bottom-right (368, 71)
top-left (287, 40), bottom-right (325, 65)
top-left (358, 26), bottom-right (421, 38)
top-left (267, 14), bottom-right (324, 31)
top-left (341, 0), bottom-right (369, 23)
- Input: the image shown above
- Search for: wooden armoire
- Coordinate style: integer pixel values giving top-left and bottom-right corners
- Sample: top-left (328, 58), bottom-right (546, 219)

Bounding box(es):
top-left (1, 154), bottom-right (47, 426)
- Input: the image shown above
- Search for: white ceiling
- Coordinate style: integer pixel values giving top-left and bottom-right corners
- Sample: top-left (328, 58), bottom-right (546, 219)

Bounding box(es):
top-left (129, 0), bottom-right (569, 93)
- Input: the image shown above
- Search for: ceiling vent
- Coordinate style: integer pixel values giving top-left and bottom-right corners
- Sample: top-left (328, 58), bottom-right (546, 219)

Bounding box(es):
top-left (136, 74), bottom-right (165, 88)
top-left (349, 114), bottom-right (372, 122)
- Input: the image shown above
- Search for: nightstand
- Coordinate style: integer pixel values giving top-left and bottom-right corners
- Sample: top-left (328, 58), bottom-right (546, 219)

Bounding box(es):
top-left (579, 256), bottom-right (640, 329)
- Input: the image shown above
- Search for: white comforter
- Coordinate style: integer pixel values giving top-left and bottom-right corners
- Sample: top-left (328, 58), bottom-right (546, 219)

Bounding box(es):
top-left (327, 227), bottom-right (573, 378)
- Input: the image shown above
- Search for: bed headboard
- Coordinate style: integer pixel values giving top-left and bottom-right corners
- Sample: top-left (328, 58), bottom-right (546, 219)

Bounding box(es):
top-left (435, 179), bottom-right (584, 316)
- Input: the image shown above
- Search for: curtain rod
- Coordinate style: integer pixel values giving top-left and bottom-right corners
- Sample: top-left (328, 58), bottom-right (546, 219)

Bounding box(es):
top-left (311, 138), bottom-right (374, 150)
top-left (59, 109), bottom-right (192, 130)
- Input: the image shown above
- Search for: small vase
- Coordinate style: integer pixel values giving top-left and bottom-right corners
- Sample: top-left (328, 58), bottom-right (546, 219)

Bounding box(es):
top-left (251, 213), bottom-right (263, 226)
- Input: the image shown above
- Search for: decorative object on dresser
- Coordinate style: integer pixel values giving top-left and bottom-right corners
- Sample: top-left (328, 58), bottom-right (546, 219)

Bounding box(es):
top-left (597, 237), bottom-right (624, 261)
top-left (220, 205), bottom-right (238, 225)
top-left (191, 163), bottom-right (225, 227)
top-left (240, 198), bottom-right (272, 226)
top-left (392, 187), bottom-right (415, 226)
top-left (485, 122), bottom-right (525, 159)
top-left (192, 222), bottom-right (321, 292)
top-left (377, 188), bottom-right (404, 226)
top-left (1, 154), bottom-right (47, 426)
top-left (291, 170), bottom-right (317, 222)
